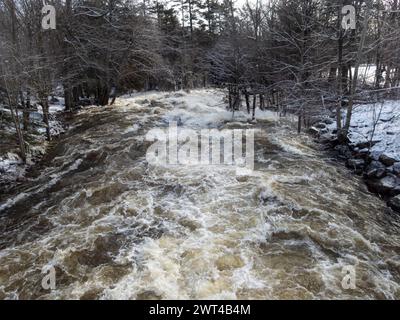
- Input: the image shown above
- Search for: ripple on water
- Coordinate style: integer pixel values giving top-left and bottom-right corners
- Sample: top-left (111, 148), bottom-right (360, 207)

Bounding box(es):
top-left (0, 90), bottom-right (400, 299)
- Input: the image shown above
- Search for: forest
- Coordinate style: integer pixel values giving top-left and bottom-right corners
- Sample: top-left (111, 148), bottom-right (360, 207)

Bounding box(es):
top-left (1, 0), bottom-right (400, 151)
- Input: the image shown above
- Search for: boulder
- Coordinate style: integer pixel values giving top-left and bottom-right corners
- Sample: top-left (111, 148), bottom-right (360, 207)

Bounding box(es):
top-left (379, 154), bottom-right (398, 167)
top-left (366, 174), bottom-right (400, 197)
top-left (329, 136), bottom-right (340, 146)
top-left (370, 151), bottom-right (381, 161)
top-left (367, 160), bottom-right (386, 171)
top-left (391, 163), bottom-right (400, 176)
top-left (319, 134), bottom-right (334, 144)
top-left (323, 118), bottom-right (334, 125)
top-left (346, 158), bottom-right (365, 171)
top-left (366, 168), bottom-right (386, 179)
top-left (334, 145), bottom-right (352, 159)
top-left (353, 150), bottom-right (370, 160)
top-left (355, 141), bottom-right (374, 150)
top-left (320, 128), bottom-right (329, 135)
top-left (315, 123), bottom-right (326, 129)
top-left (388, 195), bottom-right (400, 213)
top-left (308, 127), bottom-right (320, 136)
top-left (365, 160), bottom-right (388, 179)
top-left (320, 135), bottom-right (339, 147)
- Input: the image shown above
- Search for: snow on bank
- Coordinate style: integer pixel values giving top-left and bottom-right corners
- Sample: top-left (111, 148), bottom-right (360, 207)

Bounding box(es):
top-left (346, 100), bottom-right (400, 161)
top-left (0, 153), bottom-right (25, 181)
top-left (0, 98), bottom-right (66, 184)
top-left (351, 65), bottom-right (385, 85)
top-left (158, 92), bottom-right (400, 164)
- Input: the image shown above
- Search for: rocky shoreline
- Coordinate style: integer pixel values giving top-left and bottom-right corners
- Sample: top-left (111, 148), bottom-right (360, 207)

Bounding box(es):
top-left (310, 119), bottom-right (400, 214)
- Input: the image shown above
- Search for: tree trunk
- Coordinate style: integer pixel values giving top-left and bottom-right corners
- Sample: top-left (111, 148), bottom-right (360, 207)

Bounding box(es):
top-left (64, 84), bottom-right (73, 110)
top-left (343, 1), bottom-right (371, 134)
top-left (298, 113), bottom-right (302, 134)
top-left (245, 90), bottom-right (250, 114)
top-left (20, 91), bottom-right (29, 131)
top-left (328, 67), bottom-right (337, 82)
top-left (336, 3), bottom-right (343, 133)
top-left (40, 97), bottom-right (51, 141)
top-left (7, 91), bottom-right (26, 163)
top-left (259, 94), bottom-right (265, 111)
top-left (252, 94), bottom-right (256, 120)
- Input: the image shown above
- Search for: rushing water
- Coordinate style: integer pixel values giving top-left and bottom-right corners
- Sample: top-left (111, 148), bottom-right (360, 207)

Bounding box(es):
top-left (1, 89), bottom-right (400, 299)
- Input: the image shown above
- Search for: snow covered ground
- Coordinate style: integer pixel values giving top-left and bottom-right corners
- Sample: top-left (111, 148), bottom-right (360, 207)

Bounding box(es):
top-left (351, 65), bottom-right (384, 85)
top-left (345, 100), bottom-right (400, 161)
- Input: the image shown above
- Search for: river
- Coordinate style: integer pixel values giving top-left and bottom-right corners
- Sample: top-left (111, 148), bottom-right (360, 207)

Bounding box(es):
top-left (0, 89), bottom-right (399, 299)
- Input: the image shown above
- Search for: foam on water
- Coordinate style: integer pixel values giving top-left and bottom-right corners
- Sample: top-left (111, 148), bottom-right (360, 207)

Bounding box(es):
top-left (0, 89), bottom-right (400, 299)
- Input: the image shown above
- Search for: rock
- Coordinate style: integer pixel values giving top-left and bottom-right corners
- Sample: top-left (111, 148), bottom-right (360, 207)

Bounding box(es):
top-left (329, 136), bottom-right (340, 146)
top-left (392, 163), bottom-right (400, 175)
top-left (323, 118), bottom-right (334, 125)
top-left (308, 127), bottom-right (319, 135)
top-left (319, 135), bottom-right (339, 147)
top-left (367, 160), bottom-right (386, 171)
top-left (370, 151), bottom-right (381, 161)
top-left (365, 159), bottom-right (387, 179)
top-left (367, 174), bottom-right (400, 197)
top-left (334, 145), bottom-right (352, 159)
top-left (379, 154), bottom-right (398, 167)
top-left (346, 158), bottom-right (365, 171)
top-left (315, 123), bottom-right (326, 129)
top-left (388, 195), bottom-right (400, 213)
top-left (366, 168), bottom-right (386, 179)
top-left (353, 151), bottom-right (369, 160)
top-left (355, 141), bottom-right (371, 149)
top-left (355, 140), bottom-right (381, 150)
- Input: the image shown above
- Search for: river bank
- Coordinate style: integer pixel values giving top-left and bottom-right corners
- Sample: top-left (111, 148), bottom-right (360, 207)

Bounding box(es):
top-left (309, 101), bottom-right (400, 214)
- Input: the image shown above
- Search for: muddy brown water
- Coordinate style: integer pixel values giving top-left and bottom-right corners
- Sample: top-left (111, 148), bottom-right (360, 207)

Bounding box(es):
top-left (0, 90), bottom-right (400, 299)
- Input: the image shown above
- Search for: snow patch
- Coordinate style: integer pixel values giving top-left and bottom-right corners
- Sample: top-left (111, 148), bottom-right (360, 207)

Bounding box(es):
top-left (349, 101), bottom-right (400, 161)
